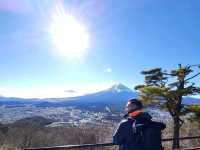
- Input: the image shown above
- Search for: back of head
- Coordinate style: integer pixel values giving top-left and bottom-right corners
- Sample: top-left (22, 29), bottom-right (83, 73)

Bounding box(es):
top-left (125, 98), bottom-right (143, 114)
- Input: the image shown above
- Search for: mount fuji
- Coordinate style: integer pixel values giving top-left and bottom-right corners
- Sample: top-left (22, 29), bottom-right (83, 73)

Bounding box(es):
top-left (36, 83), bottom-right (138, 111)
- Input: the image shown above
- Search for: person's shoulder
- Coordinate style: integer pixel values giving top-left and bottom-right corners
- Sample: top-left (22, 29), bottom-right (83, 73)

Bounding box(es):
top-left (118, 119), bottom-right (129, 126)
top-left (119, 118), bottom-right (135, 126)
top-left (120, 119), bottom-right (128, 123)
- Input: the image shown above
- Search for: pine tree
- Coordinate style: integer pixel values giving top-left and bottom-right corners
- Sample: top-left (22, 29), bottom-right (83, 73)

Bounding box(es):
top-left (135, 64), bottom-right (200, 149)
top-left (187, 105), bottom-right (200, 125)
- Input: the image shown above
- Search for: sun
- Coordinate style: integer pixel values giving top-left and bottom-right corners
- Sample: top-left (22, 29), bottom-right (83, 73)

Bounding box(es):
top-left (49, 11), bottom-right (90, 60)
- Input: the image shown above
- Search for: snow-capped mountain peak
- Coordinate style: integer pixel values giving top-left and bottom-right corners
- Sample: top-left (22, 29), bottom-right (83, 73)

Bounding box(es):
top-left (108, 83), bottom-right (133, 93)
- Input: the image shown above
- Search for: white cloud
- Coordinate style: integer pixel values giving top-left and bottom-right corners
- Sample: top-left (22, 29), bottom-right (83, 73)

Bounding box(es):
top-left (0, 82), bottom-right (117, 99)
top-left (64, 89), bottom-right (77, 93)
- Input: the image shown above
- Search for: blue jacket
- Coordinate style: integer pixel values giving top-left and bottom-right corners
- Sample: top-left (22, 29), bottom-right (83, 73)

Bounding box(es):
top-left (113, 112), bottom-right (152, 150)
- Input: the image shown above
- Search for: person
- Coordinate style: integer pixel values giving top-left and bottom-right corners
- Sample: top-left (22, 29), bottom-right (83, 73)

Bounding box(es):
top-left (113, 98), bottom-right (166, 150)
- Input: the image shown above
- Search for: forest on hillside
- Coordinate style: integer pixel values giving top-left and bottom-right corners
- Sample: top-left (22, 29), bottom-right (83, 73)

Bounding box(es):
top-left (0, 116), bottom-right (200, 150)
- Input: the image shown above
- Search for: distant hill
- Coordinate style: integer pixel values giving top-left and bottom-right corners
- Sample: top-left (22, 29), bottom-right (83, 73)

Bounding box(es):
top-left (11, 116), bottom-right (54, 127)
top-left (0, 123), bottom-right (8, 134)
top-left (183, 97), bottom-right (200, 105)
top-left (0, 96), bottom-right (41, 105)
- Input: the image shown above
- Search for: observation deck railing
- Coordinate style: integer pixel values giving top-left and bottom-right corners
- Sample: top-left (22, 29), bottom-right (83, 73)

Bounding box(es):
top-left (24, 135), bottom-right (200, 150)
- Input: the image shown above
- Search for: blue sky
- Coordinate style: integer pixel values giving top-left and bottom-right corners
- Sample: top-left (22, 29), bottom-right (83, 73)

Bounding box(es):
top-left (0, 0), bottom-right (200, 98)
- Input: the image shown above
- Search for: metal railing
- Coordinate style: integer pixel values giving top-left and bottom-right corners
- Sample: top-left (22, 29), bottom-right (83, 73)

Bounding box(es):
top-left (25, 135), bottom-right (200, 150)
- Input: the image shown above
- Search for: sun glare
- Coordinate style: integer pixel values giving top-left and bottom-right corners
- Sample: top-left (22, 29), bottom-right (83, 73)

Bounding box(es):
top-left (49, 11), bottom-right (90, 60)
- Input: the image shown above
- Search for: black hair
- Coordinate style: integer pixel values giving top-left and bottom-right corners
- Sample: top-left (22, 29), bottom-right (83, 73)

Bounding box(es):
top-left (124, 98), bottom-right (144, 118)
top-left (127, 98), bottom-right (143, 110)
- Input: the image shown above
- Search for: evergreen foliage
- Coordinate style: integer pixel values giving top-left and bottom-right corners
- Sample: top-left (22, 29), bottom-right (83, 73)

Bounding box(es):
top-left (135, 64), bottom-right (200, 149)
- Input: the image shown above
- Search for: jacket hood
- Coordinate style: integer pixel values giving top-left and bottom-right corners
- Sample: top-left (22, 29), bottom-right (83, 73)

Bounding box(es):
top-left (134, 112), bottom-right (152, 121)
top-left (125, 112), bottom-right (152, 124)
top-left (128, 112), bottom-right (166, 130)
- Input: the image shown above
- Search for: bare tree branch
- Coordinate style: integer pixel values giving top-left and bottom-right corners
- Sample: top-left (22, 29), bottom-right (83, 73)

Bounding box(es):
top-left (163, 73), bottom-right (174, 76)
top-left (185, 72), bottom-right (200, 82)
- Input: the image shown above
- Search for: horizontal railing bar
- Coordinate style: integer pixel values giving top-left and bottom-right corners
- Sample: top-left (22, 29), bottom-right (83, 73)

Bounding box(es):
top-left (162, 135), bottom-right (200, 142)
top-left (25, 143), bottom-right (115, 150)
top-left (24, 135), bottom-right (200, 150)
top-left (179, 147), bottom-right (200, 150)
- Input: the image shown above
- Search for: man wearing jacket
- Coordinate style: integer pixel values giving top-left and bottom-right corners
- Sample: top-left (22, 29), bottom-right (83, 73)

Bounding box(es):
top-left (113, 98), bottom-right (165, 150)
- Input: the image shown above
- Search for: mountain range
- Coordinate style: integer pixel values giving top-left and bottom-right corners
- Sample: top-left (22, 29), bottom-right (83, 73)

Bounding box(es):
top-left (0, 83), bottom-right (199, 111)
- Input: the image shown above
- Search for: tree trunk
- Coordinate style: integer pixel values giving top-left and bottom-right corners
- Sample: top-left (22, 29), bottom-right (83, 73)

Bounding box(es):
top-left (172, 65), bottom-right (184, 149)
top-left (173, 116), bottom-right (181, 149)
